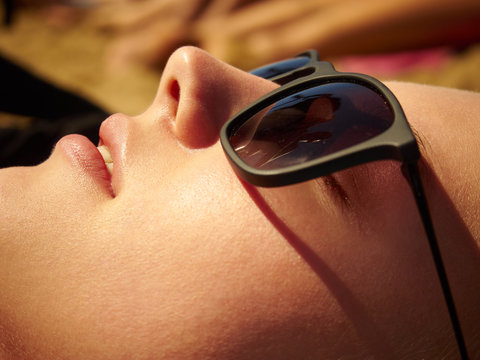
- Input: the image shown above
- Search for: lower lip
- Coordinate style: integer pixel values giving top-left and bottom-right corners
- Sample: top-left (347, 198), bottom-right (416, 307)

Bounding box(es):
top-left (56, 134), bottom-right (114, 197)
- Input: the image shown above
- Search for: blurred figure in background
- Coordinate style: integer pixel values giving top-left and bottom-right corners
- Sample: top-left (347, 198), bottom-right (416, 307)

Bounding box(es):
top-left (9, 0), bottom-right (480, 71)
top-left (15, 0), bottom-right (480, 71)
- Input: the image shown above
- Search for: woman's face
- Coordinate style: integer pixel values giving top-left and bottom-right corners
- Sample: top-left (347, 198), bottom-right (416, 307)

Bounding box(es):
top-left (1, 47), bottom-right (479, 360)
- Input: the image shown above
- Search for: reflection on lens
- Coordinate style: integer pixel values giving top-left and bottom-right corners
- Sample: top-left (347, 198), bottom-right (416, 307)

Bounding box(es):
top-left (250, 56), bottom-right (310, 80)
top-left (230, 82), bottom-right (394, 170)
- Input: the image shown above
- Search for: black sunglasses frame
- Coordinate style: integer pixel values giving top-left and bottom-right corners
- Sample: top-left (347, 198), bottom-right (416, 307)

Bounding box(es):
top-left (220, 50), bottom-right (469, 360)
top-left (222, 54), bottom-right (418, 187)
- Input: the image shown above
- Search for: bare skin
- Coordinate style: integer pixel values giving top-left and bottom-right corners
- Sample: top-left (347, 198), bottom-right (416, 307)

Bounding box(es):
top-left (0, 47), bottom-right (479, 359)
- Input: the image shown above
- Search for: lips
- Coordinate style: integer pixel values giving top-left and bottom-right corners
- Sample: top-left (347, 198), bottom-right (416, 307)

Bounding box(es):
top-left (57, 134), bottom-right (114, 197)
top-left (56, 113), bottom-right (129, 197)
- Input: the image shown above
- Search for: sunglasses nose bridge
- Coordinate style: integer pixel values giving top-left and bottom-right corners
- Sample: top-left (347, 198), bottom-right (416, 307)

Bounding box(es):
top-left (273, 61), bottom-right (337, 85)
top-left (312, 61), bottom-right (336, 75)
top-left (269, 62), bottom-right (335, 86)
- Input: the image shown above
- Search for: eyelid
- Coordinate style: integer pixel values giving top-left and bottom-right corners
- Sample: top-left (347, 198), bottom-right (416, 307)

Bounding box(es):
top-left (314, 174), bottom-right (352, 208)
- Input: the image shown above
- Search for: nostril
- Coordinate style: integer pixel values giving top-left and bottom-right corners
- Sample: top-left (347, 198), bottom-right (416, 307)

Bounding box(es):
top-left (166, 79), bottom-right (181, 120)
top-left (169, 80), bottom-right (180, 103)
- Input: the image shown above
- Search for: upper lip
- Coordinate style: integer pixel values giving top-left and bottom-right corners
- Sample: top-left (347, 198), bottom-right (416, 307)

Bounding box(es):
top-left (98, 113), bottom-right (129, 195)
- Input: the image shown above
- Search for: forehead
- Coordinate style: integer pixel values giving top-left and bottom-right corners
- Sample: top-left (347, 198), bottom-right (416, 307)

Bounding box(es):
top-left (388, 83), bottom-right (480, 241)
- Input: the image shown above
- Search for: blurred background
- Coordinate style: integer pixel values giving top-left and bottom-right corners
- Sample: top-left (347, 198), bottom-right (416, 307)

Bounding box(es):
top-left (1, 0), bottom-right (480, 167)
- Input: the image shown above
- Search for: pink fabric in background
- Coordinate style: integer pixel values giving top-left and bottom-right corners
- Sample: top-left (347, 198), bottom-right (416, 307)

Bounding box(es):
top-left (335, 47), bottom-right (452, 77)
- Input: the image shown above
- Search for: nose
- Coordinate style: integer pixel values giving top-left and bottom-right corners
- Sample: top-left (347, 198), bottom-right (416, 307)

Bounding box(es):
top-left (153, 46), bottom-right (277, 148)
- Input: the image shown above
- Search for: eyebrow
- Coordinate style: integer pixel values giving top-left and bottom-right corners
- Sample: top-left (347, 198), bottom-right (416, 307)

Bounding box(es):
top-left (410, 124), bottom-right (427, 154)
top-left (409, 123), bottom-right (434, 188)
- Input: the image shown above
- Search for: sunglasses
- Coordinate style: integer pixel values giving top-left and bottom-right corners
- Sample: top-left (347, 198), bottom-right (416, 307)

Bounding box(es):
top-left (220, 50), bottom-right (469, 360)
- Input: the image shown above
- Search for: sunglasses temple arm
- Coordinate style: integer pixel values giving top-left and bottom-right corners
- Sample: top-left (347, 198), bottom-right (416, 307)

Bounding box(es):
top-left (402, 162), bottom-right (469, 360)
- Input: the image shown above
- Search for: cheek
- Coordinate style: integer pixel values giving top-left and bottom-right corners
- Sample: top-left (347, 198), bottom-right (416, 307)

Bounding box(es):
top-left (0, 160), bottom-right (119, 359)
top-left (251, 161), bottom-right (450, 352)
top-left (78, 181), bottom-right (335, 357)
top-left (0, 150), bottom-right (343, 359)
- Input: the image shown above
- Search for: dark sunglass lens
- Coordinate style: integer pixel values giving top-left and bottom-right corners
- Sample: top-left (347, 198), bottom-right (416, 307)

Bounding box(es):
top-left (250, 56), bottom-right (310, 80)
top-left (230, 82), bottom-right (395, 170)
